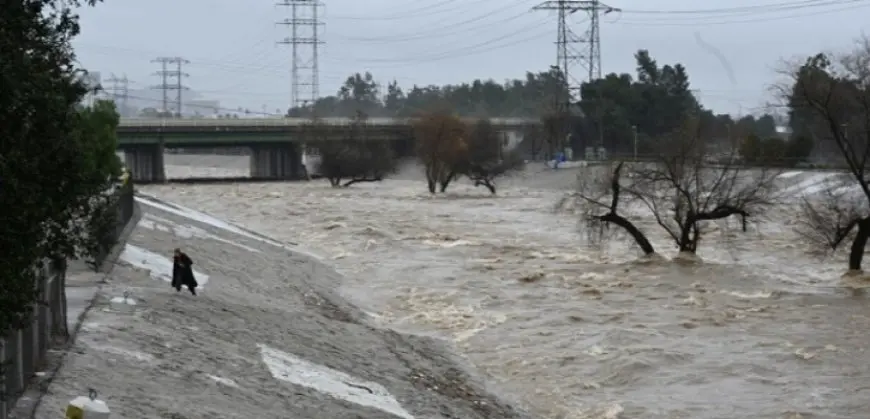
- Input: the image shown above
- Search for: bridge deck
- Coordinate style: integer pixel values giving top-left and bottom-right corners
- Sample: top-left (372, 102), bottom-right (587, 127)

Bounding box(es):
top-left (118, 117), bottom-right (537, 128)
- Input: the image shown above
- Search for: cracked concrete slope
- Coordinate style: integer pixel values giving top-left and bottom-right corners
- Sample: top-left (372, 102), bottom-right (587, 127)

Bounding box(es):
top-left (33, 199), bottom-right (532, 419)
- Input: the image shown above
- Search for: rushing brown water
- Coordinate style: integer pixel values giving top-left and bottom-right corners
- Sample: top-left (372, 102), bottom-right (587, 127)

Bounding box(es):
top-left (141, 155), bottom-right (870, 418)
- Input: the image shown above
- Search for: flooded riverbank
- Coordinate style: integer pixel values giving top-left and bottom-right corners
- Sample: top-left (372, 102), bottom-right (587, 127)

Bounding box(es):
top-left (142, 157), bottom-right (870, 418)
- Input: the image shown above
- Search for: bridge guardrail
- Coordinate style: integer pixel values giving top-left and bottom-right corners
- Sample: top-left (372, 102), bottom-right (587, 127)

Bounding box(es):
top-left (118, 117), bottom-right (538, 128)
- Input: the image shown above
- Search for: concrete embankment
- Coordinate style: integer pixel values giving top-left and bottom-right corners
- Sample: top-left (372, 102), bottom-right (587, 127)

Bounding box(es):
top-left (30, 194), bottom-right (531, 418)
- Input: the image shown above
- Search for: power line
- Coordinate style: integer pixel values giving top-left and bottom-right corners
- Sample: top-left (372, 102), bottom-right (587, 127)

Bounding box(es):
top-left (277, 0), bottom-right (324, 111)
top-left (618, 0), bottom-right (864, 15)
top-left (150, 57), bottom-right (190, 115)
top-left (533, 1), bottom-right (618, 93)
top-left (333, 2), bottom-right (535, 43)
top-left (75, 0), bottom-right (859, 74)
top-left (610, 2), bottom-right (869, 26)
top-left (328, 0), bottom-right (494, 21)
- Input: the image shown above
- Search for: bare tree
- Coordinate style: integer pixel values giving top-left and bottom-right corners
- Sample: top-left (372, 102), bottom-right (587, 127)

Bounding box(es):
top-left (574, 161), bottom-right (655, 255)
top-left (413, 110), bottom-right (468, 193)
top-left (630, 118), bottom-right (780, 254)
top-left (785, 36), bottom-right (870, 271)
top-left (461, 119), bottom-right (525, 194)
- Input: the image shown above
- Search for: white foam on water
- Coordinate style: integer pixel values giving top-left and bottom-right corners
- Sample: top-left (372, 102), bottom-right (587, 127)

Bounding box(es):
top-left (258, 344), bottom-right (415, 419)
top-left (721, 290), bottom-right (775, 299)
top-left (164, 164), bottom-right (248, 179)
top-left (119, 244), bottom-right (210, 287)
top-left (779, 172), bottom-right (841, 197)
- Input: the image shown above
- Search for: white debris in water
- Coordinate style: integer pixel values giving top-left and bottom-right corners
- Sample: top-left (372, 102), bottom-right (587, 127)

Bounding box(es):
top-left (721, 290), bottom-right (775, 299)
top-left (258, 344), bottom-right (415, 419)
top-left (119, 244), bottom-right (210, 287)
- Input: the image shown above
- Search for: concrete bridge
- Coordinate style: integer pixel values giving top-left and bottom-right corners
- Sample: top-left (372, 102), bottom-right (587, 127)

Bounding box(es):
top-left (117, 117), bottom-right (536, 183)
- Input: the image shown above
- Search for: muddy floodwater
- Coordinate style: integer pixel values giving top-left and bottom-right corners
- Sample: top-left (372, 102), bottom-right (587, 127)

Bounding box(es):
top-left (141, 155), bottom-right (870, 418)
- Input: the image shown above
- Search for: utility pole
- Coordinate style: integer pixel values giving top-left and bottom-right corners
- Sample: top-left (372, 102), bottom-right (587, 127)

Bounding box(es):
top-left (150, 57), bottom-right (190, 117)
top-left (105, 74), bottom-right (132, 116)
top-left (276, 0), bottom-right (324, 115)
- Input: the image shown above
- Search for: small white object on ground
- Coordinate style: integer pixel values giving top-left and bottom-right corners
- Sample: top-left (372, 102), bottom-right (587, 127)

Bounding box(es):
top-left (109, 291), bottom-right (137, 313)
top-left (65, 389), bottom-right (110, 419)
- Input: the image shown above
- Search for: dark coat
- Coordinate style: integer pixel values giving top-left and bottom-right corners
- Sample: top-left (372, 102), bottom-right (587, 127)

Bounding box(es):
top-left (172, 253), bottom-right (198, 288)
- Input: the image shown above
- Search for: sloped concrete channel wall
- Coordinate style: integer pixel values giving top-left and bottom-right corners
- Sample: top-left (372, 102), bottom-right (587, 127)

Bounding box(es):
top-left (0, 182), bottom-right (137, 419)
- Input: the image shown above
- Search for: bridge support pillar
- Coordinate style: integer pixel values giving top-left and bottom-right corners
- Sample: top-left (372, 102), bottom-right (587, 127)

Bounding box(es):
top-left (249, 143), bottom-right (305, 180)
top-left (123, 144), bottom-right (165, 183)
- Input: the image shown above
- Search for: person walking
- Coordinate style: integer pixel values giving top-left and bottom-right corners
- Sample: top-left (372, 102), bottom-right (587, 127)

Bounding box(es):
top-left (172, 248), bottom-right (198, 295)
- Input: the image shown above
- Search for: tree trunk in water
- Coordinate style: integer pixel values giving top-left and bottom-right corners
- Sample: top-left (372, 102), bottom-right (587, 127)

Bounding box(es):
top-left (678, 223), bottom-right (694, 253)
top-left (439, 171), bottom-right (455, 193)
top-left (848, 219), bottom-right (870, 270)
top-left (599, 212), bottom-right (655, 255)
top-left (439, 181), bottom-right (449, 193)
top-left (425, 164), bottom-right (438, 193)
top-left (481, 180), bottom-right (495, 194)
top-left (342, 177), bottom-right (382, 187)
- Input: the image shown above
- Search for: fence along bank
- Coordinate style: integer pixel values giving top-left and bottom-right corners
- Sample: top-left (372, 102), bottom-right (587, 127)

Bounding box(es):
top-left (0, 179), bottom-right (135, 419)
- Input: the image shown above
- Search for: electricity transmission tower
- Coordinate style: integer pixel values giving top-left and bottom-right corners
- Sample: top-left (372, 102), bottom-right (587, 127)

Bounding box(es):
top-left (276, 0), bottom-right (324, 113)
top-left (534, 0), bottom-right (619, 153)
top-left (150, 57), bottom-right (190, 116)
top-left (105, 74), bottom-right (132, 116)
top-left (533, 0), bottom-right (619, 99)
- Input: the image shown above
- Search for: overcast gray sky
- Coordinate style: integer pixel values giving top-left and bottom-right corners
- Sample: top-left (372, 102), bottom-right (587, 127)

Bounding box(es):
top-left (72, 0), bottom-right (869, 117)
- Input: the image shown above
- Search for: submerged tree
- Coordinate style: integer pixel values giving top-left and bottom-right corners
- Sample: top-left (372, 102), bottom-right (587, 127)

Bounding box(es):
top-left (786, 37), bottom-right (870, 271)
top-left (310, 112), bottom-right (398, 187)
top-left (461, 119), bottom-right (525, 194)
top-left (630, 118), bottom-right (780, 254)
top-left (413, 110), bottom-right (468, 193)
top-left (575, 161), bottom-right (656, 255)
top-left (313, 140), bottom-right (398, 187)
